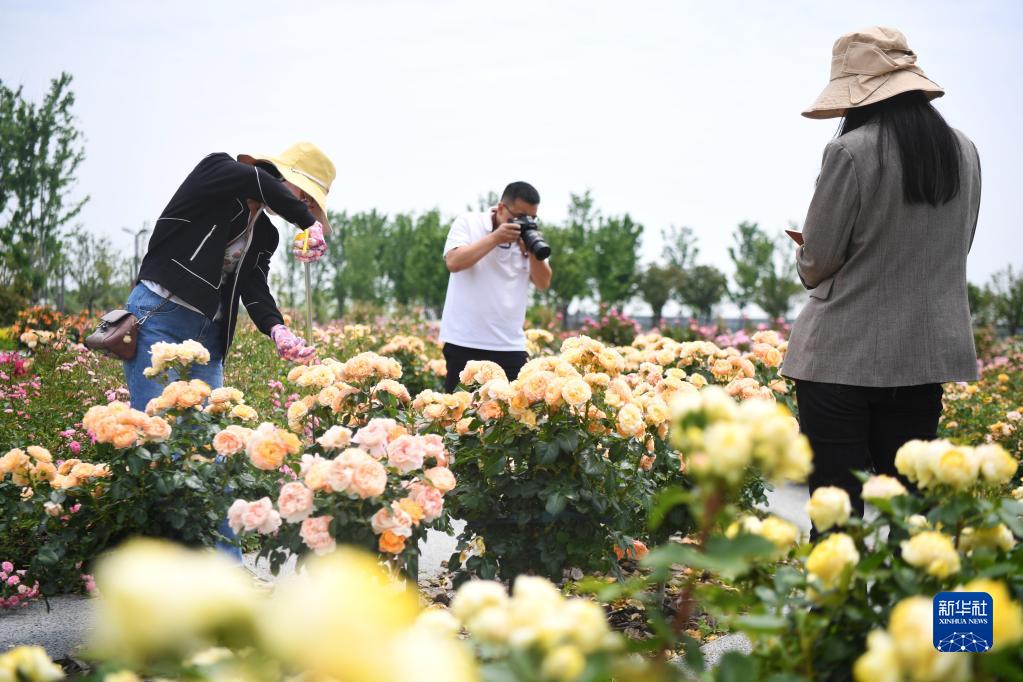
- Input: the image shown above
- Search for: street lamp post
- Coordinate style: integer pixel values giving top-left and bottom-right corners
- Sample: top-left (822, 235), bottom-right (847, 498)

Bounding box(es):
top-left (122, 224), bottom-right (150, 281)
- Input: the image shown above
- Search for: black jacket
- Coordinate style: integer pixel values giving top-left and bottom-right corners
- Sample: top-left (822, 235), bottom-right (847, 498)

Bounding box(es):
top-left (136, 153), bottom-right (316, 357)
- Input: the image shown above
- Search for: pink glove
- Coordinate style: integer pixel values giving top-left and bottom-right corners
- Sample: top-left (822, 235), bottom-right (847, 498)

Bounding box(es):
top-left (270, 324), bottom-right (316, 364)
top-left (293, 222), bottom-right (327, 263)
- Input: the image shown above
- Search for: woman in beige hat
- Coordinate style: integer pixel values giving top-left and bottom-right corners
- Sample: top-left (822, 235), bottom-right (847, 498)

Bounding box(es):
top-left (125, 142), bottom-right (336, 414)
top-left (780, 27), bottom-right (982, 527)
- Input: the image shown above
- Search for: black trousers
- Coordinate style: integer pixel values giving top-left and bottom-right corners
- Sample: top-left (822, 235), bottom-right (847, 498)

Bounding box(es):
top-left (795, 380), bottom-right (943, 518)
top-left (443, 342), bottom-right (529, 393)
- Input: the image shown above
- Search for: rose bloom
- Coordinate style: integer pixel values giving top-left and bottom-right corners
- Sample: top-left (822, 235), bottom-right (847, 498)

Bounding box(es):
top-left (277, 482), bottom-right (315, 523)
top-left (478, 400), bottom-right (504, 421)
top-left (26, 446), bottom-right (52, 463)
top-left (958, 578), bottom-right (1023, 650)
top-left (386, 435), bottom-right (426, 475)
top-left (229, 404), bottom-right (258, 422)
top-left (141, 416), bottom-right (172, 443)
top-left (900, 531), bottom-right (961, 578)
top-left (806, 533), bottom-right (860, 591)
top-left (326, 458), bottom-right (354, 494)
top-left (805, 486), bottom-right (852, 532)
top-left (112, 426), bottom-right (141, 450)
top-left (861, 475), bottom-right (908, 501)
top-left (303, 458), bottom-right (333, 492)
top-left (424, 466), bottom-right (456, 494)
top-left (316, 425), bottom-right (353, 451)
top-left (248, 435), bottom-right (287, 471)
top-left (421, 434), bottom-right (448, 467)
top-left (397, 498), bottom-right (425, 525)
top-left (407, 482), bottom-right (445, 522)
top-left (352, 418), bottom-right (397, 458)
top-left (227, 498), bottom-right (282, 535)
top-left (616, 403), bottom-right (645, 438)
top-left (933, 446), bottom-right (979, 490)
top-left (975, 443), bottom-right (1018, 485)
top-left (212, 425), bottom-right (252, 457)
top-left (378, 530), bottom-right (406, 554)
top-left (350, 458), bottom-right (388, 498)
top-left (300, 516), bottom-right (336, 555)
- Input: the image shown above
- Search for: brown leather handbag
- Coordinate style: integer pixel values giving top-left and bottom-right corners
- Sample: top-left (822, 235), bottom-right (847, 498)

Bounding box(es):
top-left (85, 299), bottom-right (171, 361)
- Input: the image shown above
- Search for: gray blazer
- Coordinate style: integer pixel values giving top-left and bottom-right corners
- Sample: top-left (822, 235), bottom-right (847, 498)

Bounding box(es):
top-left (782, 122), bottom-right (981, 387)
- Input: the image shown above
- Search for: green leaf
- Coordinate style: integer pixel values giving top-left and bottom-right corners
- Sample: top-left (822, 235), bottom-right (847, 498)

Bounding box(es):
top-left (545, 491), bottom-right (567, 516)
top-left (556, 431), bottom-right (579, 454)
top-left (715, 651), bottom-right (758, 682)
top-left (579, 449), bottom-right (605, 477)
top-left (483, 455), bottom-right (508, 478)
top-left (733, 613), bottom-right (787, 633)
top-left (536, 440), bottom-right (561, 465)
top-left (648, 486), bottom-right (691, 531)
top-left (996, 506), bottom-right (1023, 538)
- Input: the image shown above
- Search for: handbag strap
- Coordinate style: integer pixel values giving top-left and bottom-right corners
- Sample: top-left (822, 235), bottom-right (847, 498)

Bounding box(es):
top-left (136, 292), bottom-right (175, 327)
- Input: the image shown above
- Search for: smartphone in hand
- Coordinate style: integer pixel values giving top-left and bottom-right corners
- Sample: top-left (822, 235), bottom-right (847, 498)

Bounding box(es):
top-left (785, 229), bottom-right (804, 246)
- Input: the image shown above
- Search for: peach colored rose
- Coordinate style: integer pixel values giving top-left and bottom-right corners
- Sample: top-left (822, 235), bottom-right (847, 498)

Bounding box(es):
top-left (112, 426), bottom-right (140, 450)
top-left (378, 530), bottom-right (406, 554)
top-left (278, 482), bottom-right (315, 523)
top-left (478, 400), bottom-right (504, 421)
top-left (407, 482), bottom-right (445, 522)
top-left (142, 416), bottom-right (172, 443)
top-left (316, 425), bottom-right (352, 451)
top-left (300, 515), bottom-right (336, 555)
top-left (350, 458), bottom-right (388, 499)
top-left (397, 498), bottom-right (425, 525)
top-left (303, 458), bottom-right (333, 492)
top-left (421, 434), bottom-right (449, 467)
top-left (213, 425), bottom-right (252, 457)
top-left (352, 418), bottom-right (396, 458)
top-left (33, 461), bottom-right (57, 482)
top-left (326, 458), bottom-right (353, 493)
top-left (386, 436), bottom-right (426, 475)
top-left (26, 446), bottom-right (52, 463)
top-left (424, 466), bottom-right (456, 494)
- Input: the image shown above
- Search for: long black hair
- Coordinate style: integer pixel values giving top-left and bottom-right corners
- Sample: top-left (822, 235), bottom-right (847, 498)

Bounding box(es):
top-left (840, 90), bottom-right (961, 206)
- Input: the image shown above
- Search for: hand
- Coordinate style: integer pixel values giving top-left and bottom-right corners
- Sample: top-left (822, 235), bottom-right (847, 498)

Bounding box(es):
top-left (293, 222), bottom-right (327, 263)
top-left (270, 324), bottom-right (317, 364)
top-left (490, 222), bottom-right (522, 246)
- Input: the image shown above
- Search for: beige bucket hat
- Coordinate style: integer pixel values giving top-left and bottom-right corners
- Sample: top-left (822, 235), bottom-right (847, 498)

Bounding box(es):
top-left (803, 26), bottom-right (944, 119)
top-left (239, 141), bottom-right (336, 234)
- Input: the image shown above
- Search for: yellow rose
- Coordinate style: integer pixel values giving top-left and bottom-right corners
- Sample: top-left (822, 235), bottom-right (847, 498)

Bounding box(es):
top-left (957, 524), bottom-right (1016, 554)
top-left (805, 486), bottom-right (852, 532)
top-left (616, 403), bottom-right (645, 438)
top-left (933, 446), bottom-right (979, 490)
top-left (887, 596), bottom-right (970, 681)
top-left (959, 578), bottom-right (1023, 650)
top-left (229, 404), bottom-right (258, 422)
top-left (806, 533), bottom-right (859, 592)
top-left (852, 630), bottom-right (899, 682)
top-left (560, 377), bottom-right (592, 407)
top-left (861, 474), bottom-right (908, 501)
top-left (901, 531), bottom-right (961, 578)
top-left (759, 516), bottom-right (800, 554)
top-left (974, 444), bottom-right (1018, 486)
top-left (701, 422), bottom-right (753, 482)
top-left (540, 645), bottom-right (585, 682)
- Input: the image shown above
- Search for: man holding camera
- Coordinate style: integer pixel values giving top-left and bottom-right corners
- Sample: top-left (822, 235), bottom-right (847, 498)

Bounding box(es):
top-left (440, 181), bottom-right (553, 392)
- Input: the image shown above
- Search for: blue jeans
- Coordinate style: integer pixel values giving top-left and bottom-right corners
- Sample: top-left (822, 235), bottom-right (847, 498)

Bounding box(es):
top-left (123, 284), bottom-right (225, 411)
top-left (122, 284), bottom-right (241, 561)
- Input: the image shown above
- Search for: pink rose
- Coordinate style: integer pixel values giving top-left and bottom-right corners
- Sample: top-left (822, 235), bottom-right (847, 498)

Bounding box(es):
top-left (6, 575), bottom-right (19, 586)
top-left (408, 482), bottom-right (444, 522)
top-left (352, 418), bottom-right (396, 458)
top-left (423, 466), bottom-right (456, 494)
top-left (277, 482), bottom-right (315, 523)
top-left (300, 516), bottom-right (336, 555)
top-left (370, 506), bottom-right (410, 536)
top-left (69, 441), bottom-right (81, 455)
top-left (350, 459), bottom-right (388, 499)
top-left (1, 562), bottom-right (12, 573)
top-left (243, 497), bottom-right (282, 535)
top-left (421, 434), bottom-right (448, 467)
top-left (228, 498), bottom-right (282, 535)
top-left (386, 435), bottom-right (426, 475)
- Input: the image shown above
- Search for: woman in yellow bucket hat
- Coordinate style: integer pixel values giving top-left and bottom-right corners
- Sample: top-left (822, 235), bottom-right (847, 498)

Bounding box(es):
top-left (124, 141), bottom-right (336, 414)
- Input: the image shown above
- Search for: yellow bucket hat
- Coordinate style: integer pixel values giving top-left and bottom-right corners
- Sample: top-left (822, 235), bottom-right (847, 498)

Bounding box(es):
top-left (238, 141), bottom-right (336, 234)
top-left (803, 26), bottom-right (944, 119)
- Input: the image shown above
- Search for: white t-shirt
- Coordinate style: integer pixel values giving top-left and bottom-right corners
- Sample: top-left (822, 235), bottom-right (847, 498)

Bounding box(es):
top-left (439, 210), bottom-right (531, 352)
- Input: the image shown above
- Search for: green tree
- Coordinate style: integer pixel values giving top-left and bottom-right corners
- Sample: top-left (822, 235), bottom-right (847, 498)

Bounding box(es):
top-left (542, 192), bottom-right (596, 328)
top-left (64, 228), bottom-right (125, 312)
top-left (967, 281), bottom-right (995, 327)
top-left (404, 210), bottom-right (450, 316)
top-left (0, 73), bottom-right (88, 305)
top-left (591, 213), bottom-right (643, 308)
top-left (637, 263), bottom-right (682, 328)
top-left (676, 264), bottom-right (728, 323)
top-left (727, 221), bottom-right (772, 316)
top-left (989, 265), bottom-right (1023, 335)
top-left (325, 209), bottom-right (389, 317)
top-left (753, 233), bottom-right (803, 321)
top-left (662, 225), bottom-right (699, 271)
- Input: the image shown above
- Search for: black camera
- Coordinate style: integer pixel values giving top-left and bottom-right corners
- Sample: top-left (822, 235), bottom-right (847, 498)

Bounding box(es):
top-left (512, 216), bottom-right (551, 261)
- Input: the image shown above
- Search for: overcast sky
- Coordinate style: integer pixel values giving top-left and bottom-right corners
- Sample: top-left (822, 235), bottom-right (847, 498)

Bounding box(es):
top-left (3, 0), bottom-right (1020, 315)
